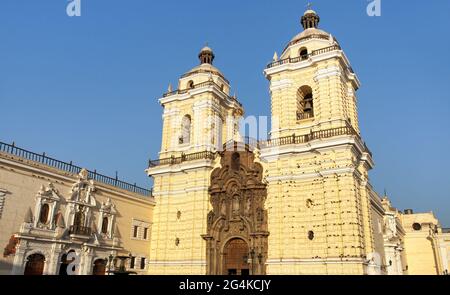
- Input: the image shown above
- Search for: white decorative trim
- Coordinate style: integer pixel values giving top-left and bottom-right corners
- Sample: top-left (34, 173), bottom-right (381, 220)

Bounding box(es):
top-left (159, 85), bottom-right (240, 110)
top-left (147, 159), bottom-right (216, 176)
top-left (270, 79), bottom-right (293, 91)
top-left (264, 50), bottom-right (361, 89)
top-left (260, 135), bottom-right (367, 162)
top-left (314, 66), bottom-right (341, 81)
top-left (0, 188), bottom-right (9, 219)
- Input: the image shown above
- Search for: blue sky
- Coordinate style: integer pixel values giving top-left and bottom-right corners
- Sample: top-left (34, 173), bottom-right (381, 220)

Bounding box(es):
top-left (1, 1), bottom-right (449, 226)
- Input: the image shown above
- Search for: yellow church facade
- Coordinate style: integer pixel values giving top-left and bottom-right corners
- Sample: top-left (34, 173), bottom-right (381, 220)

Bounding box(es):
top-left (146, 9), bottom-right (450, 275)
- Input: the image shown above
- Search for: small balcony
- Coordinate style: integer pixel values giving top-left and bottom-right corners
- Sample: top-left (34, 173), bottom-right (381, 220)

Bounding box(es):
top-left (69, 225), bottom-right (92, 238)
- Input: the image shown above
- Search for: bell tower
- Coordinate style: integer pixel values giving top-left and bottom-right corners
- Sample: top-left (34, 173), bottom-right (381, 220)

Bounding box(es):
top-left (147, 46), bottom-right (243, 274)
top-left (266, 9), bottom-right (360, 139)
top-left (261, 9), bottom-right (377, 274)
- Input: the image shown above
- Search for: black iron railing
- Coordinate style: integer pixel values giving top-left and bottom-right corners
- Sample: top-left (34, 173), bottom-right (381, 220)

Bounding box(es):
top-left (69, 225), bottom-right (92, 236)
top-left (267, 44), bottom-right (341, 69)
top-left (0, 141), bottom-right (153, 197)
top-left (148, 151), bottom-right (217, 168)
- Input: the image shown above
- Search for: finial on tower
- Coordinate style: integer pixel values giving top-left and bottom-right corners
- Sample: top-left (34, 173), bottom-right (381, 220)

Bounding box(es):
top-left (301, 4), bottom-right (320, 30)
top-left (199, 44), bottom-right (215, 65)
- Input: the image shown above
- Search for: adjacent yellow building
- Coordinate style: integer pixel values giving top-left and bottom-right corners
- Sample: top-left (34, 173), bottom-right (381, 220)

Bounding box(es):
top-left (0, 142), bottom-right (154, 275)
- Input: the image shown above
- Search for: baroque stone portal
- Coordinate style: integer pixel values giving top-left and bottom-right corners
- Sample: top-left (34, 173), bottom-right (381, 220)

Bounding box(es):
top-left (202, 147), bottom-right (269, 275)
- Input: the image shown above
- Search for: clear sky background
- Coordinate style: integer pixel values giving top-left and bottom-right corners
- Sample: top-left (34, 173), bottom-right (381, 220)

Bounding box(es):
top-left (1, 1), bottom-right (449, 226)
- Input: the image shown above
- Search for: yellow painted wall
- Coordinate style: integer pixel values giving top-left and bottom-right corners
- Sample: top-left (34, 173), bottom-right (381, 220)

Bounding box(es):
top-left (0, 152), bottom-right (154, 275)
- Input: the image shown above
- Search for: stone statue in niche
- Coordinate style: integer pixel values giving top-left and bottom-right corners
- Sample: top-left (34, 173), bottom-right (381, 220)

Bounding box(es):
top-left (232, 195), bottom-right (240, 217)
top-left (245, 197), bottom-right (251, 215)
top-left (384, 216), bottom-right (397, 240)
top-left (220, 200), bottom-right (227, 216)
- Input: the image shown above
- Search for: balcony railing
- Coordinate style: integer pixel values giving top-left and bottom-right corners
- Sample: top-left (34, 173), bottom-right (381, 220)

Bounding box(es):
top-left (222, 137), bottom-right (260, 150)
top-left (162, 81), bottom-right (242, 107)
top-left (0, 141), bottom-right (153, 197)
top-left (297, 111), bottom-right (314, 121)
top-left (260, 126), bottom-right (359, 148)
top-left (148, 126), bottom-right (372, 167)
top-left (283, 33), bottom-right (333, 53)
top-left (148, 151), bottom-right (217, 168)
top-left (267, 44), bottom-right (341, 69)
top-left (180, 69), bottom-right (230, 85)
top-left (69, 225), bottom-right (92, 237)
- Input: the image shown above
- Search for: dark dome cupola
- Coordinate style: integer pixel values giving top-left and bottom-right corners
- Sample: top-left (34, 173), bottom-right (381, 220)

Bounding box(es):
top-left (198, 46), bottom-right (215, 65)
top-left (301, 9), bottom-right (320, 29)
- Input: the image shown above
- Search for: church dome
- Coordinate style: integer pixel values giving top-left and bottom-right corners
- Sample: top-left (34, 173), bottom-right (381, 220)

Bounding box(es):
top-left (304, 9), bottom-right (317, 15)
top-left (290, 27), bottom-right (330, 43)
top-left (282, 8), bottom-right (334, 53)
top-left (182, 46), bottom-right (229, 83)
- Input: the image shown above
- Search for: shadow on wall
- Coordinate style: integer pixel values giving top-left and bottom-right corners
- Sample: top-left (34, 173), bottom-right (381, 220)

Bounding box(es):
top-left (0, 259), bottom-right (14, 275)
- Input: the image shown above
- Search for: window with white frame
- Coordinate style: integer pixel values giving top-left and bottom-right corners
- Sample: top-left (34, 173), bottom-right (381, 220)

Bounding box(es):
top-left (131, 219), bottom-right (151, 241)
top-left (34, 183), bottom-right (61, 230)
top-left (140, 257), bottom-right (146, 270)
top-left (97, 198), bottom-right (117, 239)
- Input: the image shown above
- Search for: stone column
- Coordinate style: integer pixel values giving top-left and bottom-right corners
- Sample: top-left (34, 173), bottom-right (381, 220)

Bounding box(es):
top-left (11, 246), bottom-right (27, 275)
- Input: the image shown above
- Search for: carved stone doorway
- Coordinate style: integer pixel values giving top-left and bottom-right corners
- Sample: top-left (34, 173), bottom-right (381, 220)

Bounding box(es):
top-left (202, 147), bottom-right (269, 275)
top-left (223, 238), bottom-right (249, 275)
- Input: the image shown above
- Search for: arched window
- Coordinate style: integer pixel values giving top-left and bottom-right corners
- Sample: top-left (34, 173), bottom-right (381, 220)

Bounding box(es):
top-left (299, 48), bottom-right (308, 60)
top-left (73, 210), bottom-right (85, 228)
top-left (39, 204), bottom-right (50, 224)
top-left (297, 86), bottom-right (314, 120)
top-left (187, 80), bottom-right (194, 89)
top-left (101, 217), bottom-right (109, 234)
top-left (180, 115), bottom-right (191, 145)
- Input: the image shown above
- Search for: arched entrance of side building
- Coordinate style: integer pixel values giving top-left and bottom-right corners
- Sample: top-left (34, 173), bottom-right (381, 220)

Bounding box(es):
top-left (202, 147), bottom-right (269, 275)
top-left (92, 259), bottom-right (107, 275)
top-left (24, 254), bottom-right (45, 275)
